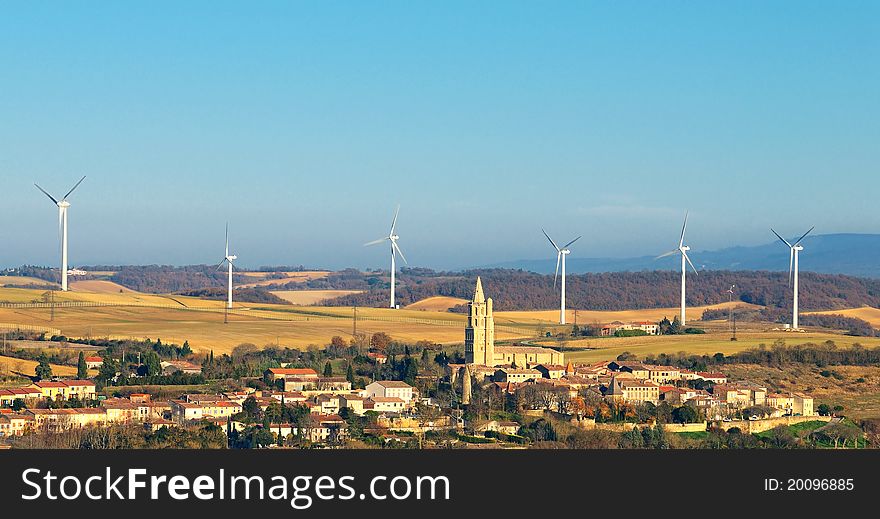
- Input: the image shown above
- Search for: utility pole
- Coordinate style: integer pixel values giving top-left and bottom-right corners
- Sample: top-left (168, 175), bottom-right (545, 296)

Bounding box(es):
top-left (224, 304), bottom-right (228, 325)
top-left (353, 306), bottom-right (358, 336)
top-left (731, 313), bottom-right (738, 341)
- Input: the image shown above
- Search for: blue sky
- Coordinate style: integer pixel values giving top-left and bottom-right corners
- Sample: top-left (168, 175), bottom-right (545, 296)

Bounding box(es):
top-left (1, 1), bottom-right (877, 270)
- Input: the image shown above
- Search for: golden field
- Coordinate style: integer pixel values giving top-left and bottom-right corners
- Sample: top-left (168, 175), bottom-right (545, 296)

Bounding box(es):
top-left (0, 354), bottom-right (79, 378)
top-left (0, 276), bottom-right (57, 287)
top-left (1, 286), bottom-right (877, 361)
top-left (806, 306), bottom-right (880, 328)
top-left (270, 290), bottom-right (363, 305)
top-left (69, 280), bottom-right (137, 293)
top-left (406, 296), bottom-right (469, 312)
top-left (549, 331), bottom-right (880, 365)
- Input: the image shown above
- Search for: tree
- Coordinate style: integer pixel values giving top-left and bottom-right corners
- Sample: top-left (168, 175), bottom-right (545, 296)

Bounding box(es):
top-left (181, 341), bottom-right (192, 357)
top-left (346, 364), bottom-right (355, 385)
top-left (241, 396), bottom-right (262, 423)
top-left (323, 361), bottom-right (333, 377)
top-left (77, 352), bottom-right (88, 379)
top-left (142, 351), bottom-right (161, 377)
top-left (668, 315), bottom-right (683, 335)
top-left (35, 354), bottom-right (52, 380)
top-left (817, 403), bottom-right (831, 416)
top-left (370, 332), bottom-right (392, 351)
top-left (672, 405), bottom-right (700, 424)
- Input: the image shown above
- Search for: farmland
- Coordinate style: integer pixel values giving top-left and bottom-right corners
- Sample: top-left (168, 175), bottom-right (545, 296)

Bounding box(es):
top-left (1, 285), bottom-right (877, 360)
top-left (547, 331), bottom-right (880, 364)
top-left (269, 290), bottom-right (363, 305)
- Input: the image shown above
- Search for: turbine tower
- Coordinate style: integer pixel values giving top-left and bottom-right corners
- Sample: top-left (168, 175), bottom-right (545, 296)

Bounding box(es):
top-left (656, 212), bottom-right (698, 325)
top-left (771, 226), bottom-right (814, 330)
top-left (542, 229), bottom-right (581, 325)
top-left (34, 176), bottom-right (86, 292)
top-left (365, 205), bottom-right (407, 308)
top-left (217, 223), bottom-right (237, 310)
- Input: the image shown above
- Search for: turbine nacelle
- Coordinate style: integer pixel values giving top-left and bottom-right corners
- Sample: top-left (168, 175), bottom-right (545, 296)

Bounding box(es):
top-left (58, 201), bottom-right (70, 209)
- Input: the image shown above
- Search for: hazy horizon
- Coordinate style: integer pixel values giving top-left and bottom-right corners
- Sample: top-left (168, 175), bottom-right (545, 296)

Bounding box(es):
top-left (2, 2), bottom-right (878, 270)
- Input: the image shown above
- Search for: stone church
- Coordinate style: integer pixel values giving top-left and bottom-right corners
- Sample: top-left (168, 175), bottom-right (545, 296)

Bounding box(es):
top-left (464, 277), bottom-right (564, 367)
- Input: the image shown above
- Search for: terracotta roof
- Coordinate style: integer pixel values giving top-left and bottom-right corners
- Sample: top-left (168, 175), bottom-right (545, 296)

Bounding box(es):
top-left (372, 380), bottom-right (412, 388)
top-left (269, 368), bottom-right (318, 376)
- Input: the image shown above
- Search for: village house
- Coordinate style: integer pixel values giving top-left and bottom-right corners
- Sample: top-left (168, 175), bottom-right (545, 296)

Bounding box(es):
top-left (645, 365), bottom-right (682, 384)
top-left (600, 321), bottom-right (659, 336)
top-left (0, 388), bottom-right (43, 407)
top-left (696, 372), bottom-right (728, 384)
top-left (713, 383), bottom-right (767, 408)
top-left (0, 413), bottom-right (34, 436)
top-left (605, 377), bottom-right (660, 404)
top-left (367, 352), bottom-right (388, 364)
top-left (160, 360), bottom-right (202, 376)
top-left (27, 380), bottom-right (97, 401)
top-left (535, 364), bottom-right (566, 379)
top-left (365, 380), bottom-right (415, 404)
top-left (170, 400), bottom-right (242, 425)
top-left (339, 394), bottom-right (366, 415)
top-left (493, 368), bottom-right (542, 384)
top-left (266, 367), bottom-right (319, 381)
top-left (365, 397), bottom-right (406, 414)
top-left (84, 356), bottom-right (104, 369)
top-left (476, 420), bottom-right (520, 436)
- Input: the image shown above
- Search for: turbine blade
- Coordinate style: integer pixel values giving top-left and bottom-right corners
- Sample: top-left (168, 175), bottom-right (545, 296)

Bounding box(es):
top-left (390, 205), bottom-right (400, 235)
top-left (392, 240), bottom-right (408, 265)
top-left (62, 176), bottom-right (86, 200)
top-left (217, 259), bottom-right (227, 271)
top-left (541, 228), bottom-right (560, 252)
top-left (34, 184), bottom-right (59, 204)
top-left (788, 248), bottom-right (794, 287)
top-left (562, 236), bottom-right (582, 249)
top-left (554, 252), bottom-right (561, 288)
top-left (225, 223), bottom-right (229, 257)
top-left (683, 251), bottom-right (698, 275)
top-left (655, 250), bottom-right (678, 260)
top-left (364, 237), bottom-right (388, 247)
top-left (679, 211), bottom-right (689, 248)
top-left (793, 226), bottom-right (815, 247)
top-left (771, 228), bottom-right (793, 248)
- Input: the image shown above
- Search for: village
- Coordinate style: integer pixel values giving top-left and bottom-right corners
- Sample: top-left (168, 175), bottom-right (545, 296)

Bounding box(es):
top-left (0, 279), bottom-right (832, 449)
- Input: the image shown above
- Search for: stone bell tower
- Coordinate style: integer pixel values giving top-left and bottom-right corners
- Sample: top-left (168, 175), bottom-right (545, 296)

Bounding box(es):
top-left (465, 277), bottom-right (495, 365)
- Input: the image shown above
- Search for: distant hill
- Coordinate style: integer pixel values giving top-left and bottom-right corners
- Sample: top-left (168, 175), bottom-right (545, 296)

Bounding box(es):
top-left (323, 268), bottom-right (880, 313)
top-left (484, 234), bottom-right (880, 278)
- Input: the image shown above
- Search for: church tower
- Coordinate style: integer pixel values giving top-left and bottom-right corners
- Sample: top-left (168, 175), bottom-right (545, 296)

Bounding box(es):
top-left (465, 277), bottom-right (495, 365)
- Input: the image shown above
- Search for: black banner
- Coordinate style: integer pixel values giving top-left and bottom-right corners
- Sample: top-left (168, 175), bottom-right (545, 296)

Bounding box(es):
top-left (1, 449), bottom-right (876, 515)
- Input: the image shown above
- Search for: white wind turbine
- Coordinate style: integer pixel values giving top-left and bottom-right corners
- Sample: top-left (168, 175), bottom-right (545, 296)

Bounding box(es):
top-left (365, 205), bottom-right (407, 308)
top-left (656, 212), bottom-right (698, 326)
top-left (217, 223), bottom-right (237, 310)
top-left (771, 226), bottom-right (814, 330)
top-left (542, 229), bottom-right (581, 325)
top-left (34, 176), bottom-right (86, 292)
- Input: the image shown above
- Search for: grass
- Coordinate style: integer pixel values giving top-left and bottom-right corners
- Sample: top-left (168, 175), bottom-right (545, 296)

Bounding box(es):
top-left (675, 431), bottom-right (709, 440)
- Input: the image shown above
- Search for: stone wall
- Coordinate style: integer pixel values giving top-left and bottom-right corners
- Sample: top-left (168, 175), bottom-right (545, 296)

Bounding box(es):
top-left (714, 415), bottom-right (831, 434)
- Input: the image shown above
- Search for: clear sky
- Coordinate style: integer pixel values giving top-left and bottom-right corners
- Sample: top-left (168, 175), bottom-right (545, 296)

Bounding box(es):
top-left (1, 1), bottom-right (877, 270)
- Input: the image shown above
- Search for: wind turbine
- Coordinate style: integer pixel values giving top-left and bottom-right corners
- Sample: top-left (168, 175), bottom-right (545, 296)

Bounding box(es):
top-left (217, 223), bottom-right (237, 310)
top-left (542, 229), bottom-right (581, 325)
top-left (656, 212), bottom-right (698, 326)
top-left (34, 176), bottom-right (86, 292)
top-left (771, 226), bottom-right (814, 330)
top-left (365, 205), bottom-right (407, 308)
